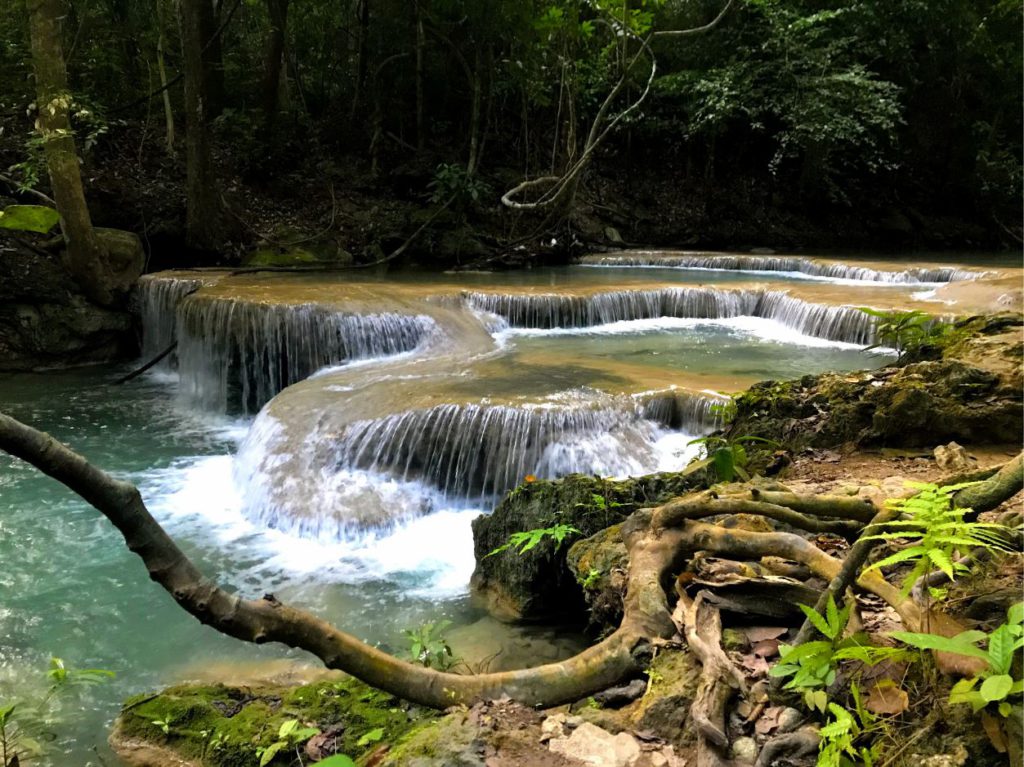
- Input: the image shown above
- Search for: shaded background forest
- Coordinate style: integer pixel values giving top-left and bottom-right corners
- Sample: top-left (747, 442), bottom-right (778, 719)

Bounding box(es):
top-left (1, 0), bottom-right (1021, 266)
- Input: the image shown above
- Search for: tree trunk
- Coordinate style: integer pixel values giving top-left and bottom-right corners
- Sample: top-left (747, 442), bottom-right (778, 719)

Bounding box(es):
top-left (26, 0), bottom-right (114, 306)
top-left (260, 0), bottom-right (289, 132)
top-left (198, 0), bottom-right (224, 119)
top-left (156, 0), bottom-right (176, 155)
top-left (180, 0), bottom-right (223, 252)
top-left (350, 0), bottom-right (370, 118)
top-left (414, 1), bottom-right (425, 151)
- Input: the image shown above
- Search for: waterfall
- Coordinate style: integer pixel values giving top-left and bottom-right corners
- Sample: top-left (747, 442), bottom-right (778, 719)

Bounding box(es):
top-left (636, 389), bottom-right (729, 433)
top-left (467, 288), bottom-right (878, 344)
top-left (325, 396), bottom-right (673, 502)
top-left (466, 288), bottom-right (758, 329)
top-left (136, 274), bottom-right (209, 363)
top-left (754, 291), bottom-right (876, 344)
top-left (176, 297), bottom-right (438, 413)
top-left (581, 252), bottom-right (983, 283)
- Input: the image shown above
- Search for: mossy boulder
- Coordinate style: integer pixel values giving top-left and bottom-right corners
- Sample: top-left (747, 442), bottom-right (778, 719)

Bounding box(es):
top-left (110, 676), bottom-right (435, 767)
top-left (725, 314), bottom-right (1023, 451)
top-left (566, 524), bottom-right (628, 635)
top-left (470, 472), bottom-right (704, 623)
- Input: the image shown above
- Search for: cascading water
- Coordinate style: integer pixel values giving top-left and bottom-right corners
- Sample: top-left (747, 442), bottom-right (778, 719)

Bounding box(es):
top-left (581, 252), bottom-right (984, 283)
top-left (467, 288), bottom-right (877, 345)
top-left (136, 274), bottom-right (210, 363)
top-left (236, 389), bottom-right (708, 538)
top-left (175, 296), bottom-right (438, 413)
top-left (330, 395), bottom-right (678, 499)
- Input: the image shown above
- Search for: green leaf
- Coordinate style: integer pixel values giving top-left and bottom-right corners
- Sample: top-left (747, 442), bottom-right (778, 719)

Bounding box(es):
top-left (0, 204), bottom-right (60, 233)
top-left (798, 603), bottom-right (834, 639)
top-left (315, 757), bottom-right (357, 767)
top-left (1008, 602), bottom-right (1024, 626)
top-left (259, 741), bottom-right (284, 767)
top-left (926, 548), bottom-right (955, 580)
top-left (980, 675), bottom-right (1014, 702)
top-left (713, 449), bottom-right (735, 481)
top-left (278, 719), bottom-right (298, 739)
top-left (988, 624), bottom-right (1016, 674)
top-left (890, 630), bottom-right (989, 661)
top-left (356, 727), bottom-right (385, 747)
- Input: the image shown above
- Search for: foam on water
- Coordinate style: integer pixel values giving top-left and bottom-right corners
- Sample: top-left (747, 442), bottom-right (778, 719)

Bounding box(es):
top-left (140, 451), bottom-right (481, 599)
top-left (494, 315), bottom-right (884, 351)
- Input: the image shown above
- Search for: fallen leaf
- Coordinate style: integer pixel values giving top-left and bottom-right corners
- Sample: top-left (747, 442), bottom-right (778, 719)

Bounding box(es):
top-left (755, 706), bottom-right (784, 736)
top-left (981, 711), bottom-right (1008, 754)
top-left (751, 639), bottom-right (780, 658)
top-left (744, 626), bottom-right (788, 643)
top-left (865, 680), bottom-right (909, 715)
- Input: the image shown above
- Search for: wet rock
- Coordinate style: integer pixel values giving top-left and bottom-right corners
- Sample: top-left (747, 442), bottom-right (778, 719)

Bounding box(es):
top-left (934, 442), bottom-right (975, 472)
top-left (548, 722), bottom-right (641, 767)
top-left (471, 472), bottom-right (702, 623)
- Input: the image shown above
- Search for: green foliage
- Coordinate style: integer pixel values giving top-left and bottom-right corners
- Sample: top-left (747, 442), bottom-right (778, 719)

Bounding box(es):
top-left (0, 657), bottom-right (114, 767)
top-left (0, 204), bottom-right (59, 233)
top-left (862, 481), bottom-right (1013, 598)
top-left (817, 684), bottom-right (884, 767)
top-left (579, 567), bottom-right (602, 590)
top-left (687, 435), bottom-right (778, 482)
top-left (428, 163), bottom-right (492, 208)
top-left (256, 718), bottom-right (321, 767)
top-left (771, 596), bottom-right (850, 712)
top-left (857, 308), bottom-right (952, 360)
top-left (485, 523), bottom-right (582, 558)
top-left (892, 603), bottom-right (1024, 716)
top-left (771, 596), bottom-right (910, 713)
top-left (403, 620), bottom-right (457, 670)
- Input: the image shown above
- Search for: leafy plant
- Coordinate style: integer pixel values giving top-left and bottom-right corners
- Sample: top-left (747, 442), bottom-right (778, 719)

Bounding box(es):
top-left (428, 163), bottom-right (492, 208)
top-left (817, 683), bottom-right (884, 767)
top-left (687, 435), bottom-right (778, 482)
top-left (772, 596), bottom-right (852, 712)
top-left (403, 620), bottom-right (457, 670)
top-left (891, 602), bottom-right (1024, 716)
top-left (485, 524), bottom-right (582, 558)
top-left (858, 308), bottom-right (952, 360)
top-left (256, 718), bottom-right (320, 767)
top-left (862, 481), bottom-right (1013, 598)
top-left (0, 657), bottom-right (114, 767)
top-left (579, 568), bottom-right (602, 590)
top-left (771, 596), bottom-right (909, 713)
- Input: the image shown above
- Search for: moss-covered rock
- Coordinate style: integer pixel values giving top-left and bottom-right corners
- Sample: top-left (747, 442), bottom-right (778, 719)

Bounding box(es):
top-left (470, 472), bottom-right (705, 623)
top-left (566, 524), bottom-right (628, 635)
top-left (110, 676), bottom-right (435, 767)
top-left (742, 361), bottom-right (1020, 449)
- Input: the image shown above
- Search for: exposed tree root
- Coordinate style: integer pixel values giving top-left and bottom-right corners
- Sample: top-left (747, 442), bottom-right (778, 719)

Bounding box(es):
top-left (1, 410), bottom-right (1021, 716)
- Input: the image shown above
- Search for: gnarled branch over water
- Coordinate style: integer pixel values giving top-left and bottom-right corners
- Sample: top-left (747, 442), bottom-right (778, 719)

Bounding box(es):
top-left (1, 409), bottom-right (1020, 713)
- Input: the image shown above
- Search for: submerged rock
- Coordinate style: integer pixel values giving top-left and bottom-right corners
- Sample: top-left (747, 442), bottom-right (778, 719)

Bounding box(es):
top-left (470, 472), bottom-right (704, 623)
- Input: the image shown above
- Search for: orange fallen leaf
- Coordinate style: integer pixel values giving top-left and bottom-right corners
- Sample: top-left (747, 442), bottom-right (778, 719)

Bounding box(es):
top-left (864, 679), bottom-right (909, 715)
top-left (981, 712), bottom-right (1008, 754)
top-left (524, 474), bottom-right (537, 483)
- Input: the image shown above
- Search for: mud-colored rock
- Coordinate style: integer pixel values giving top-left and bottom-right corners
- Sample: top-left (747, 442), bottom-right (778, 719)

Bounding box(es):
top-left (934, 442), bottom-right (976, 472)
